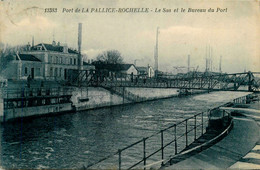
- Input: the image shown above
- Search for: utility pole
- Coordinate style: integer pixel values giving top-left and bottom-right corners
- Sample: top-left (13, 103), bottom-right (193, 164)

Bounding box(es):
top-left (154, 27), bottom-right (159, 77)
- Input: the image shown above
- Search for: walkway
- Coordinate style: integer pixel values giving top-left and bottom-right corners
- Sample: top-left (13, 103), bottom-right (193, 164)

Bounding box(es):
top-left (228, 102), bottom-right (260, 169)
top-left (165, 104), bottom-right (260, 169)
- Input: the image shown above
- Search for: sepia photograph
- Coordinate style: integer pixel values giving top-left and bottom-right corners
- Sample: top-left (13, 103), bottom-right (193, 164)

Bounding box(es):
top-left (0, 0), bottom-right (259, 169)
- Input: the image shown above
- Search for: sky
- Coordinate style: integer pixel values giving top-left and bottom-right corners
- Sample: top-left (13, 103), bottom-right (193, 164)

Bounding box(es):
top-left (0, 0), bottom-right (259, 73)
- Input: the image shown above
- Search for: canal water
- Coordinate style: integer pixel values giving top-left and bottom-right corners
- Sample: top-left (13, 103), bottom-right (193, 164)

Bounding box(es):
top-left (0, 91), bottom-right (250, 169)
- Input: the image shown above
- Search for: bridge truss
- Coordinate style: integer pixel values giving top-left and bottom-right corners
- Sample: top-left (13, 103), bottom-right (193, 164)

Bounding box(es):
top-left (69, 71), bottom-right (260, 92)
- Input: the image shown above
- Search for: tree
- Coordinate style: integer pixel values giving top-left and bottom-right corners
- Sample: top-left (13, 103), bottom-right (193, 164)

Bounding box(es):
top-left (96, 50), bottom-right (124, 64)
top-left (0, 43), bottom-right (17, 73)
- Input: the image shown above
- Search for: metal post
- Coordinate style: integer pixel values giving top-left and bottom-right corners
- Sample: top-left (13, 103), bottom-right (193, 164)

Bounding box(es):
top-left (174, 124), bottom-right (177, 154)
top-left (118, 149), bottom-right (121, 170)
top-left (201, 112), bottom-right (204, 135)
top-left (185, 119), bottom-right (188, 147)
top-left (194, 115), bottom-right (197, 140)
top-left (161, 130), bottom-right (164, 165)
top-left (143, 138), bottom-right (146, 170)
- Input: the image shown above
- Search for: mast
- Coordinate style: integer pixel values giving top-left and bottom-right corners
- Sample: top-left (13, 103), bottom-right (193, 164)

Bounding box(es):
top-left (219, 56), bottom-right (222, 73)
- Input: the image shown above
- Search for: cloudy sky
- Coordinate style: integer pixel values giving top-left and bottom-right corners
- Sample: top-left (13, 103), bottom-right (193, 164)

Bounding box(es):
top-left (0, 0), bottom-right (259, 73)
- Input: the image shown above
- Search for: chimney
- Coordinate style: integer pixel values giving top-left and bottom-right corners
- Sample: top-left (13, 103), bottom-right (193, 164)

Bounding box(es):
top-left (63, 45), bottom-right (68, 53)
top-left (78, 23), bottom-right (82, 70)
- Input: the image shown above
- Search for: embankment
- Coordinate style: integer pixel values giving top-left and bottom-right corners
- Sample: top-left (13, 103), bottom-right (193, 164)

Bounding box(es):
top-left (72, 87), bottom-right (206, 111)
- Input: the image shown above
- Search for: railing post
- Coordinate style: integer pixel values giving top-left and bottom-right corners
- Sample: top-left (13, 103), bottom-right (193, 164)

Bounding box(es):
top-left (161, 130), bottom-right (164, 165)
top-left (174, 124), bottom-right (177, 155)
top-left (118, 149), bottom-right (121, 170)
top-left (201, 112), bottom-right (204, 135)
top-left (185, 119), bottom-right (188, 147)
top-left (194, 115), bottom-right (197, 140)
top-left (143, 138), bottom-right (146, 170)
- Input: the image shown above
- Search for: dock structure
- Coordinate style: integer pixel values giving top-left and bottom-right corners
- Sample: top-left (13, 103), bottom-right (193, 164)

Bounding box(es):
top-left (1, 86), bottom-right (73, 122)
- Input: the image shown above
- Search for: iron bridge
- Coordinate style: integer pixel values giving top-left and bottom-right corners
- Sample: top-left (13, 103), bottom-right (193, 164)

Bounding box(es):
top-left (68, 71), bottom-right (260, 92)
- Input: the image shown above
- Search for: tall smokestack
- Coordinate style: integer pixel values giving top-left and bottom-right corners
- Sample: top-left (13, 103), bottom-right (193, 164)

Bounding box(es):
top-left (78, 23), bottom-right (82, 71)
top-left (154, 27), bottom-right (159, 77)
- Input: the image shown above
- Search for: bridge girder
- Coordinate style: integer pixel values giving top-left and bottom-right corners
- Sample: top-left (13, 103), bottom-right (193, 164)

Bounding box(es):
top-left (69, 71), bottom-right (260, 92)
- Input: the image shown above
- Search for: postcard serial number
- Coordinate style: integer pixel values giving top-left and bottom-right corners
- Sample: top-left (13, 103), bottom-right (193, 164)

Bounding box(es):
top-left (44, 8), bottom-right (58, 13)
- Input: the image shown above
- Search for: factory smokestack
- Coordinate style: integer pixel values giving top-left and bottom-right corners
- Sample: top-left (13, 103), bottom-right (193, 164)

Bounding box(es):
top-left (154, 27), bottom-right (159, 77)
top-left (78, 23), bottom-right (82, 71)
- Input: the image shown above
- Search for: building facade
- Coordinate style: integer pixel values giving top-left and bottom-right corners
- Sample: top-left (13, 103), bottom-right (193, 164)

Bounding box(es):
top-left (93, 63), bottom-right (138, 77)
top-left (3, 41), bottom-right (94, 81)
top-left (136, 65), bottom-right (154, 78)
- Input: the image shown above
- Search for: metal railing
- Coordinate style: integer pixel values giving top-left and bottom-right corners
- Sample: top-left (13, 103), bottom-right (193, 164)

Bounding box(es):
top-left (85, 111), bottom-right (209, 169)
top-left (2, 87), bottom-right (73, 99)
top-left (233, 94), bottom-right (252, 104)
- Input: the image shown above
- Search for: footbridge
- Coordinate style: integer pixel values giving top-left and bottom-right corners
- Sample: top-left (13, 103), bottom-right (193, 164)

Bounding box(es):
top-left (69, 71), bottom-right (260, 92)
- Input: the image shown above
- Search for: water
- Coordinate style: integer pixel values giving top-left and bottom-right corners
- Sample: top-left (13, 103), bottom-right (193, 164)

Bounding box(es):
top-left (0, 91), bottom-right (250, 169)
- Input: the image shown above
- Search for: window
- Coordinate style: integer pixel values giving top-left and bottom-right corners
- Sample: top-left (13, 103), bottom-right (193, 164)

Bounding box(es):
top-left (74, 58), bottom-right (76, 65)
top-left (59, 68), bottom-right (62, 77)
top-left (50, 56), bottom-right (53, 63)
top-left (36, 68), bottom-right (41, 76)
top-left (55, 68), bottom-right (58, 77)
top-left (60, 57), bottom-right (62, 64)
top-left (70, 58), bottom-right (72, 65)
top-left (50, 67), bottom-right (53, 77)
top-left (25, 67), bottom-right (28, 75)
top-left (56, 56), bottom-right (58, 64)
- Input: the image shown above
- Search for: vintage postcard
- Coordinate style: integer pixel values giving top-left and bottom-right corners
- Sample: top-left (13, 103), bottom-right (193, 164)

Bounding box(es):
top-left (0, 0), bottom-right (259, 169)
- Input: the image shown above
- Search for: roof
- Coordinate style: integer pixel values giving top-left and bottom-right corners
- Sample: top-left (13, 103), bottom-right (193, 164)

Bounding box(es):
top-left (93, 63), bottom-right (136, 72)
top-left (136, 67), bottom-right (147, 72)
top-left (83, 61), bottom-right (95, 66)
top-left (32, 43), bottom-right (78, 54)
top-left (16, 54), bottom-right (41, 62)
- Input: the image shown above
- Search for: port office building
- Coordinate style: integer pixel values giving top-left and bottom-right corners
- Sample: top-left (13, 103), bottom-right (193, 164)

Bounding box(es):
top-left (3, 41), bottom-right (95, 81)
